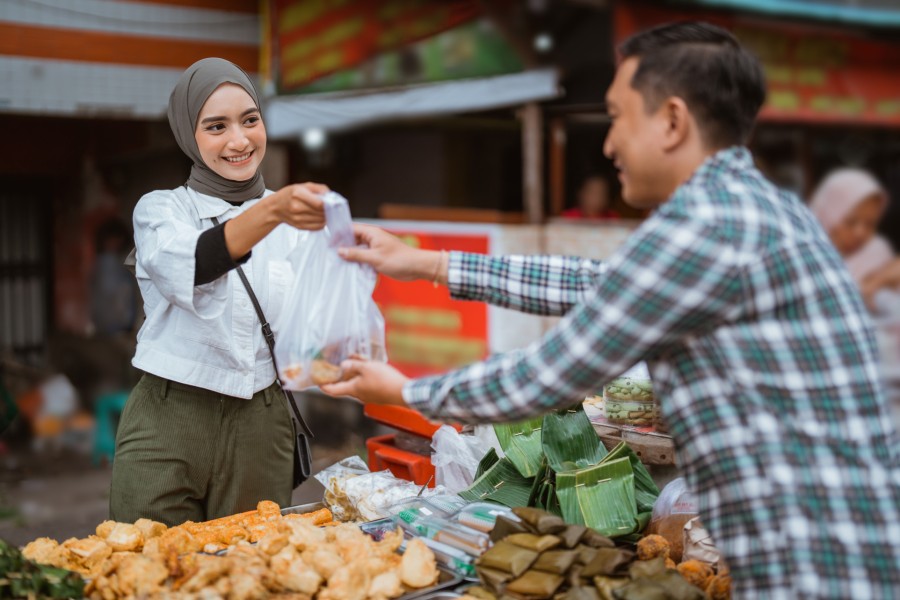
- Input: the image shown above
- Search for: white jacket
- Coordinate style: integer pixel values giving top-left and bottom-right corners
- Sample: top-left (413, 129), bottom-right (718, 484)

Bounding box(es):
top-left (132, 186), bottom-right (307, 398)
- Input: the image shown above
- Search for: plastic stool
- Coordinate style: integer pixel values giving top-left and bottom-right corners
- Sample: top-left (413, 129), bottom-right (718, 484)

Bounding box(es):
top-left (92, 391), bottom-right (129, 465)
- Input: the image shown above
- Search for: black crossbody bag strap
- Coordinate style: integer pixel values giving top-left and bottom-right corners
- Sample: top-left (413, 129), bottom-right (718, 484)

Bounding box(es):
top-left (210, 216), bottom-right (313, 439)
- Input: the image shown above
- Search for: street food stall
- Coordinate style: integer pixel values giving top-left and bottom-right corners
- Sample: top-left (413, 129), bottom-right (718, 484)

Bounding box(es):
top-left (7, 368), bottom-right (726, 599)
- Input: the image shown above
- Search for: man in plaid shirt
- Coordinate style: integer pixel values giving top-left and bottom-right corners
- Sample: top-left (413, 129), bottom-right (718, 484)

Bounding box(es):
top-left (323, 23), bottom-right (900, 598)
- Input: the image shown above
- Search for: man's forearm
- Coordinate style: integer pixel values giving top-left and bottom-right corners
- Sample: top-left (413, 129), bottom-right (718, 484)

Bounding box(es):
top-left (447, 252), bottom-right (604, 316)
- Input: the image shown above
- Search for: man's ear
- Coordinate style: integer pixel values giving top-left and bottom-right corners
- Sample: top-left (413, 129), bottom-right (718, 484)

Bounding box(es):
top-left (661, 96), bottom-right (691, 152)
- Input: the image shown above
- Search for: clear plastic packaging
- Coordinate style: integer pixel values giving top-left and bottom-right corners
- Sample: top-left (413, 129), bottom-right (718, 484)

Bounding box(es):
top-left (648, 477), bottom-right (698, 562)
top-left (381, 497), bottom-right (457, 526)
top-left (406, 537), bottom-right (477, 579)
top-left (314, 456), bottom-right (452, 522)
top-left (454, 502), bottom-right (518, 533)
top-left (603, 377), bottom-right (658, 427)
top-left (275, 191), bottom-right (386, 390)
top-left (313, 456), bottom-right (371, 522)
top-left (394, 514), bottom-right (490, 557)
top-left (422, 495), bottom-right (469, 516)
top-left (344, 473), bottom-right (450, 522)
top-left (431, 425), bottom-right (495, 493)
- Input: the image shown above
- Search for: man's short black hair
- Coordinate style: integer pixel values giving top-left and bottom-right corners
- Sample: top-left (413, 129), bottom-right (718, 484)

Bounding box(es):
top-left (618, 21), bottom-right (766, 148)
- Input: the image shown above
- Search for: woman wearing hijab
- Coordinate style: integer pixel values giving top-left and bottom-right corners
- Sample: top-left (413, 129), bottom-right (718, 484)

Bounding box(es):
top-left (809, 168), bottom-right (900, 310)
top-left (109, 58), bottom-right (327, 525)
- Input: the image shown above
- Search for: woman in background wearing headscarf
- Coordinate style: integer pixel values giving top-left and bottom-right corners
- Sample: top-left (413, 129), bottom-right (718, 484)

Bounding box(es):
top-left (109, 58), bottom-right (328, 525)
top-left (810, 168), bottom-right (900, 314)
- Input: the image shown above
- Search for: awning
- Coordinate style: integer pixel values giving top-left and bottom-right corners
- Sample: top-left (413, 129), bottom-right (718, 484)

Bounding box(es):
top-left (264, 68), bottom-right (561, 140)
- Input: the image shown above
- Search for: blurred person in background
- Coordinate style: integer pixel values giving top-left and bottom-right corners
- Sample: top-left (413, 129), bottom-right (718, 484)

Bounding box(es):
top-left (810, 168), bottom-right (900, 316)
top-left (324, 22), bottom-right (900, 598)
top-left (561, 174), bottom-right (620, 219)
top-left (110, 58), bottom-right (328, 525)
top-left (90, 218), bottom-right (138, 337)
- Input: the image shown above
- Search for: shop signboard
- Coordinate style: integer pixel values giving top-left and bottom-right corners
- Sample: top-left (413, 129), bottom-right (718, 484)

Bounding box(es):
top-left (367, 221), bottom-right (492, 379)
top-left (614, 2), bottom-right (900, 126)
top-left (270, 0), bottom-right (493, 93)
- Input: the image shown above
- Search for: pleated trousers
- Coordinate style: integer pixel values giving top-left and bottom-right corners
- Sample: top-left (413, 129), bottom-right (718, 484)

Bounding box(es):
top-left (109, 372), bottom-right (294, 526)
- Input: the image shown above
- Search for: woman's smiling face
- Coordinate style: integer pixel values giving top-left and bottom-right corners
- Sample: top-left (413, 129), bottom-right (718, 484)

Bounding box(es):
top-left (194, 83), bottom-right (266, 182)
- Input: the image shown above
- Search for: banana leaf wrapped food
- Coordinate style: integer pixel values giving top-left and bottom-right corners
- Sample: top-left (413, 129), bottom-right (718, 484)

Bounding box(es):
top-left (512, 507), bottom-right (567, 535)
top-left (477, 541), bottom-right (539, 577)
top-left (532, 549), bottom-right (579, 575)
top-left (506, 569), bottom-right (566, 597)
top-left (581, 548), bottom-right (636, 578)
top-left (490, 516), bottom-right (531, 542)
top-left (505, 533), bottom-right (562, 553)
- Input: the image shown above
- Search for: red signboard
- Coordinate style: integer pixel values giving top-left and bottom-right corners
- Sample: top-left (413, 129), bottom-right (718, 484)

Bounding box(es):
top-left (272, 0), bottom-right (482, 92)
top-left (372, 228), bottom-right (489, 379)
top-left (614, 2), bottom-right (900, 126)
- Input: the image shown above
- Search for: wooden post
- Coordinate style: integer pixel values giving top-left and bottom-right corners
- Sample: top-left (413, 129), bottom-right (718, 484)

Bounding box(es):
top-left (549, 117), bottom-right (566, 217)
top-left (521, 102), bottom-right (544, 224)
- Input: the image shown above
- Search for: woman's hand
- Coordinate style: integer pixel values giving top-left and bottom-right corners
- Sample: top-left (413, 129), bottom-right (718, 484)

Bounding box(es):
top-left (319, 359), bottom-right (410, 406)
top-left (266, 182), bottom-right (328, 230)
top-left (337, 223), bottom-right (446, 283)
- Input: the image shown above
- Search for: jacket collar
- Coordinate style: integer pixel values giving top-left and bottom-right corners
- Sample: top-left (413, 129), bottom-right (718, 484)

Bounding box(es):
top-left (187, 186), bottom-right (263, 220)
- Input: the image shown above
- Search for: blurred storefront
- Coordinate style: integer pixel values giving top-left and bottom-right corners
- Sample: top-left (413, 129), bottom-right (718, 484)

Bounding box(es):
top-left (613, 0), bottom-right (900, 241)
top-left (2, 0), bottom-right (898, 390)
top-left (0, 0), bottom-right (263, 418)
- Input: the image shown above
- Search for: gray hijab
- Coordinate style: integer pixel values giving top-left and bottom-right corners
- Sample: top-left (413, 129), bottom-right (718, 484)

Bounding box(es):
top-left (167, 57), bottom-right (265, 202)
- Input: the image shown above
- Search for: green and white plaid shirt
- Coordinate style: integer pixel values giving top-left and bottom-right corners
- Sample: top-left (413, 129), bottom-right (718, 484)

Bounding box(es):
top-left (403, 147), bottom-right (900, 598)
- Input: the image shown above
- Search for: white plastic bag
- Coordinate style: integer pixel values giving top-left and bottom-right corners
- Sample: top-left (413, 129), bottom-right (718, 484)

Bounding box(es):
top-left (276, 192), bottom-right (386, 390)
top-left (431, 425), bottom-right (494, 493)
top-left (648, 477), bottom-right (699, 562)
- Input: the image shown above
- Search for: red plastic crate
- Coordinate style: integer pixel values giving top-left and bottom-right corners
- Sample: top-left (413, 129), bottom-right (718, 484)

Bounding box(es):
top-left (364, 405), bottom-right (461, 439)
top-left (366, 433), bottom-right (435, 487)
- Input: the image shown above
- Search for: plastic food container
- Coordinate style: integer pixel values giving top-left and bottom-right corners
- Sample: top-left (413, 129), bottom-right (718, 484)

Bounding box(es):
top-left (603, 378), bottom-right (658, 427)
top-left (381, 497), bottom-right (455, 522)
top-left (392, 512), bottom-right (489, 557)
top-left (454, 502), bottom-right (518, 533)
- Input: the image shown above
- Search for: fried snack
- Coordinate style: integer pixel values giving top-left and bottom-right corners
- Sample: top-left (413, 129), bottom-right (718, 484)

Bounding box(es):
top-left (282, 364), bottom-right (304, 381)
top-left (134, 518), bottom-right (167, 540)
top-left (81, 509), bottom-right (435, 600)
top-left (665, 557), bottom-right (677, 569)
top-left (27, 500), bottom-right (406, 600)
top-left (156, 526), bottom-right (202, 556)
top-left (257, 500), bottom-right (282, 521)
top-left (116, 554), bottom-right (169, 597)
top-left (320, 560), bottom-right (371, 600)
top-left (677, 559), bottom-right (714, 589)
top-left (105, 523), bottom-right (143, 552)
top-left (399, 538), bottom-right (439, 588)
top-left (65, 536), bottom-right (112, 576)
top-left (285, 518), bottom-right (328, 551)
top-left (269, 547), bottom-right (322, 595)
top-left (284, 507), bottom-right (334, 526)
top-left (22, 537), bottom-right (59, 565)
top-left (257, 531), bottom-right (290, 557)
top-left (706, 572), bottom-right (732, 600)
top-left (636, 534), bottom-right (671, 561)
top-left (95, 521), bottom-right (116, 539)
top-left (306, 547), bottom-right (344, 580)
top-left (369, 571), bottom-right (403, 600)
top-left (310, 359), bottom-right (342, 385)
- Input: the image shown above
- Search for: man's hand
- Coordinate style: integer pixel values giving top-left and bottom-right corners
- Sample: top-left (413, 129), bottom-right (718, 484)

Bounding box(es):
top-left (337, 223), bottom-right (446, 283)
top-left (319, 359), bottom-right (410, 407)
top-left (266, 182), bottom-right (328, 230)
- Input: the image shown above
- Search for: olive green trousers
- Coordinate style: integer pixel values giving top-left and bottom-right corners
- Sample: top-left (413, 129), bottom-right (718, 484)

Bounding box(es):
top-left (109, 373), bottom-right (294, 526)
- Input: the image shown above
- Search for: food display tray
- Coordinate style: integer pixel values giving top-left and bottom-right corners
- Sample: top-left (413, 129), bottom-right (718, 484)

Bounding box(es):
top-left (280, 501), bottom-right (327, 516)
top-left (397, 568), bottom-right (463, 600)
top-left (271, 507), bottom-right (465, 598)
